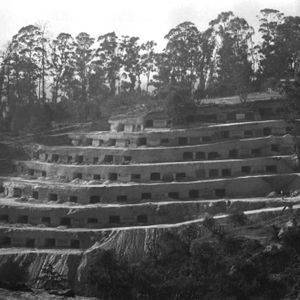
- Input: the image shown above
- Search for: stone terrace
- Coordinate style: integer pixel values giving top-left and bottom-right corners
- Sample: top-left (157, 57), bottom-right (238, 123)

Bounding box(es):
top-left (0, 97), bottom-right (300, 250)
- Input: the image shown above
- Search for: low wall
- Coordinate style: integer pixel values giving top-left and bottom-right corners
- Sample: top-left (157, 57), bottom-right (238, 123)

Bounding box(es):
top-left (36, 135), bottom-right (295, 164)
top-left (0, 198), bottom-right (284, 229)
top-left (0, 226), bottom-right (101, 249)
top-left (18, 155), bottom-right (297, 183)
top-left (2, 173), bottom-right (300, 204)
top-left (0, 201), bottom-right (297, 252)
top-left (69, 120), bottom-right (289, 148)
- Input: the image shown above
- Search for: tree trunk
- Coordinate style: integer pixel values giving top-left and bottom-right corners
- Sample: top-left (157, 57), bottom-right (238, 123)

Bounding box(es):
top-left (42, 53), bottom-right (46, 103)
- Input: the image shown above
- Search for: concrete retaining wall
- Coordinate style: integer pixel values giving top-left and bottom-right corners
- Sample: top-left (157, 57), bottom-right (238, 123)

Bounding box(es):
top-left (35, 135), bottom-right (295, 164)
top-left (2, 173), bottom-right (299, 204)
top-left (18, 155), bottom-right (297, 183)
top-left (69, 120), bottom-right (290, 148)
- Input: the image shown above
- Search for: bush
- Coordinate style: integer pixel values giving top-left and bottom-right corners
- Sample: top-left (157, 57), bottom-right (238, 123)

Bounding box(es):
top-left (229, 211), bottom-right (248, 226)
top-left (0, 260), bottom-right (28, 286)
top-left (88, 249), bottom-right (133, 300)
top-left (223, 235), bottom-right (244, 254)
top-left (202, 216), bottom-right (216, 230)
top-left (281, 226), bottom-right (300, 252)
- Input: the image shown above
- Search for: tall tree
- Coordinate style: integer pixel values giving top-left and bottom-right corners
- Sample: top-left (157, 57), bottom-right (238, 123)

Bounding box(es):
top-left (74, 32), bottom-right (94, 102)
top-left (163, 21), bottom-right (200, 90)
top-left (207, 12), bottom-right (254, 98)
top-left (49, 33), bottom-right (75, 103)
top-left (35, 22), bottom-right (50, 102)
top-left (9, 25), bottom-right (44, 103)
top-left (194, 28), bottom-right (216, 99)
top-left (0, 48), bottom-right (8, 123)
top-left (96, 32), bottom-right (121, 95)
top-left (140, 41), bottom-right (156, 93)
top-left (257, 9), bottom-right (284, 84)
top-left (274, 16), bottom-right (300, 79)
top-left (119, 36), bottom-right (141, 92)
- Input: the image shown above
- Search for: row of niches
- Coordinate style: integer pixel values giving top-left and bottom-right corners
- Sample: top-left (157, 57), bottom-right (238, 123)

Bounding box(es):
top-left (2, 185), bottom-right (229, 203)
top-left (0, 172), bottom-right (287, 204)
top-left (0, 193), bottom-right (280, 230)
top-left (0, 236), bottom-right (82, 249)
top-left (0, 212), bottom-right (149, 228)
top-left (36, 152), bottom-right (133, 165)
top-left (71, 126), bottom-right (280, 148)
top-left (20, 157), bottom-right (294, 184)
top-left (0, 192), bottom-right (237, 229)
top-left (34, 142), bottom-right (293, 165)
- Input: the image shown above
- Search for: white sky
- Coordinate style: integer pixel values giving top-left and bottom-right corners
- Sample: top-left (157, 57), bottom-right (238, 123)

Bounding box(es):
top-left (0, 0), bottom-right (299, 49)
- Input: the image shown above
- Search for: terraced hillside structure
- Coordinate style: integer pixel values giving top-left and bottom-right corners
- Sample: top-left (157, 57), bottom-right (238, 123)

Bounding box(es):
top-left (1, 96), bottom-right (300, 291)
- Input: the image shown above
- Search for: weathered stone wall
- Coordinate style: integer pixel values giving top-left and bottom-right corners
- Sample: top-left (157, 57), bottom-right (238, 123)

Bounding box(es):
top-left (18, 155), bottom-right (297, 183)
top-left (0, 198), bottom-right (285, 230)
top-left (35, 135), bottom-right (295, 164)
top-left (69, 120), bottom-right (289, 147)
top-left (2, 173), bottom-right (300, 204)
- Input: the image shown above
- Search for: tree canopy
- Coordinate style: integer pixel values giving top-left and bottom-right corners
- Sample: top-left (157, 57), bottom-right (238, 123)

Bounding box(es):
top-left (0, 8), bottom-right (299, 132)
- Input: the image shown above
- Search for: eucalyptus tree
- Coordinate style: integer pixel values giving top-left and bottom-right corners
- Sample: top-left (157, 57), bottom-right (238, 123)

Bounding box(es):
top-left (74, 32), bottom-right (95, 102)
top-left (140, 40), bottom-right (157, 92)
top-left (0, 45), bottom-right (15, 107)
top-left (119, 36), bottom-right (142, 92)
top-left (156, 21), bottom-right (217, 100)
top-left (207, 11), bottom-right (235, 82)
top-left (9, 25), bottom-right (43, 104)
top-left (163, 21), bottom-right (200, 90)
top-left (49, 33), bottom-right (75, 103)
top-left (0, 48), bottom-right (8, 121)
top-left (207, 12), bottom-right (255, 98)
top-left (96, 32), bottom-right (121, 95)
top-left (273, 16), bottom-right (300, 79)
top-left (35, 23), bottom-right (50, 102)
top-left (257, 9), bottom-right (284, 84)
top-left (151, 52), bottom-right (172, 93)
top-left (194, 27), bottom-right (216, 99)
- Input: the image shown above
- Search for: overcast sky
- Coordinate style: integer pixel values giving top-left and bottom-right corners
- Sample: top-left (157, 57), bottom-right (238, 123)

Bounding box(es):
top-left (0, 0), bottom-right (299, 49)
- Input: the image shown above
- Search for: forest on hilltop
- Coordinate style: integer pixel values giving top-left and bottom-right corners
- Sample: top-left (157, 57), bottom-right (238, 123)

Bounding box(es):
top-left (0, 9), bottom-right (299, 134)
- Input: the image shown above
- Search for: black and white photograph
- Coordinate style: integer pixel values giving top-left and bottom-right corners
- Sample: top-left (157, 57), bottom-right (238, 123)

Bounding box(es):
top-left (0, 0), bottom-right (300, 299)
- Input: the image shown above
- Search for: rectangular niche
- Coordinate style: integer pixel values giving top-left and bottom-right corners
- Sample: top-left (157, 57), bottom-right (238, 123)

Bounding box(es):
top-left (117, 195), bottom-right (127, 202)
top-left (150, 173), bottom-right (160, 181)
top-left (137, 214), bottom-right (148, 223)
top-left (60, 217), bottom-right (71, 227)
top-left (90, 195), bottom-right (101, 204)
top-left (141, 192), bottom-right (152, 200)
top-left (48, 193), bottom-right (58, 201)
top-left (44, 238), bottom-right (56, 248)
top-left (109, 215), bottom-right (120, 224)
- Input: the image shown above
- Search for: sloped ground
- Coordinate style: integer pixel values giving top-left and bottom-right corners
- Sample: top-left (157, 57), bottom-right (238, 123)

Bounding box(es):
top-left (0, 203), bottom-right (299, 299)
top-left (74, 205), bottom-right (300, 299)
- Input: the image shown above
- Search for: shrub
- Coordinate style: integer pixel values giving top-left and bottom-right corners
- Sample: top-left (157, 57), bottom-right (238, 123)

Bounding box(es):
top-left (0, 260), bottom-right (28, 286)
top-left (281, 226), bottom-right (300, 252)
top-left (229, 211), bottom-right (248, 226)
top-left (223, 235), bottom-right (244, 254)
top-left (88, 249), bottom-right (133, 300)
